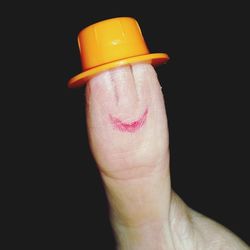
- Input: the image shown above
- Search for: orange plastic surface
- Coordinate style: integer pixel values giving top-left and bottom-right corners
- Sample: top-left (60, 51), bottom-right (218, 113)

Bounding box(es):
top-left (68, 17), bottom-right (169, 88)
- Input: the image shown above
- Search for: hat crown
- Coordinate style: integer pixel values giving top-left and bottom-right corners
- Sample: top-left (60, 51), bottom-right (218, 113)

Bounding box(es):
top-left (77, 17), bottom-right (149, 70)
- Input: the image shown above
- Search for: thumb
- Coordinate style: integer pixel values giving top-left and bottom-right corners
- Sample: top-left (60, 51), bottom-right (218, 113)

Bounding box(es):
top-left (85, 63), bottom-right (172, 244)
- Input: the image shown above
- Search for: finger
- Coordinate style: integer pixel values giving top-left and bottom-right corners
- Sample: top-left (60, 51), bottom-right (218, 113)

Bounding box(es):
top-left (85, 63), bottom-right (172, 240)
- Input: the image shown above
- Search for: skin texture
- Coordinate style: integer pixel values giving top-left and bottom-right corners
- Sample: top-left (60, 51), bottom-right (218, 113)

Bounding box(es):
top-left (85, 63), bottom-right (249, 249)
top-left (109, 108), bottom-right (148, 133)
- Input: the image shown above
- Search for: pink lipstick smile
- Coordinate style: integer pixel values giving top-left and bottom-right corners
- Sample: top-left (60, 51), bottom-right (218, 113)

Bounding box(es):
top-left (109, 108), bottom-right (148, 133)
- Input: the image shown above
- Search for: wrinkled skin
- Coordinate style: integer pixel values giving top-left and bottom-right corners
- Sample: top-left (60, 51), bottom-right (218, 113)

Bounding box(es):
top-left (85, 63), bottom-right (249, 250)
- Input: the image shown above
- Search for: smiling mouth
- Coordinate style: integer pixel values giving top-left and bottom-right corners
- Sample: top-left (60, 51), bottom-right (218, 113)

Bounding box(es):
top-left (109, 108), bottom-right (148, 133)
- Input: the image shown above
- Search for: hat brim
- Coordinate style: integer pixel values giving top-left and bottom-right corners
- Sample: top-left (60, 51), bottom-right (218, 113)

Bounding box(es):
top-left (68, 53), bottom-right (169, 88)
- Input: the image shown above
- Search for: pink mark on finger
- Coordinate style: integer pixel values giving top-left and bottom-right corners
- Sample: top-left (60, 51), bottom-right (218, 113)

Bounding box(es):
top-left (109, 108), bottom-right (148, 133)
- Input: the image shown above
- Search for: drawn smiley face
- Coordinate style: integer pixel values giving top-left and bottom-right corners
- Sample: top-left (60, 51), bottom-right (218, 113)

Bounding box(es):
top-left (109, 108), bottom-right (148, 133)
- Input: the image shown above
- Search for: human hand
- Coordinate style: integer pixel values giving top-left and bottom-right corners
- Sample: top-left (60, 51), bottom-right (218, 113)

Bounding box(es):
top-left (84, 63), bottom-right (249, 250)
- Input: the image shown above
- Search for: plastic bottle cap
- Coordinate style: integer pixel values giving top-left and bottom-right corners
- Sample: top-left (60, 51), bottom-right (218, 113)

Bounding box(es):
top-left (68, 17), bottom-right (169, 88)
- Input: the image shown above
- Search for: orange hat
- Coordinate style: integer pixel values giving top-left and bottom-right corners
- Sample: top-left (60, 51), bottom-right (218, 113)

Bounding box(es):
top-left (68, 17), bottom-right (169, 88)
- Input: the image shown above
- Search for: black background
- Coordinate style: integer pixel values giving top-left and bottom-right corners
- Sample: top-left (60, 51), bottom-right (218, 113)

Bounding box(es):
top-left (4, 1), bottom-right (249, 249)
